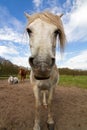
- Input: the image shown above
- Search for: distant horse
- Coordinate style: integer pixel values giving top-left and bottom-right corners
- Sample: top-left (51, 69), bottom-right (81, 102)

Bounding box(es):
top-left (13, 77), bottom-right (19, 84)
top-left (8, 76), bottom-right (14, 84)
top-left (25, 11), bottom-right (66, 130)
top-left (19, 68), bottom-right (27, 81)
top-left (8, 76), bottom-right (19, 84)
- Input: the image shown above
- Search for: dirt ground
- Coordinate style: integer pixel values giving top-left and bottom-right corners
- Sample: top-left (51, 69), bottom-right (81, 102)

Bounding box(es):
top-left (0, 79), bottom-right (87, 130)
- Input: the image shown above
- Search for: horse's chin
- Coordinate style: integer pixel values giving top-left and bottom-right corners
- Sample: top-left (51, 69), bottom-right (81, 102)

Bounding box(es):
top-left (34, 75), bottom-right (50, 80)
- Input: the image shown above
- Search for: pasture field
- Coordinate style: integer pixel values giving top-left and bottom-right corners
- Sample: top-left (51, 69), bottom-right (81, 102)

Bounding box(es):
top-left (59, 75), bottom-right (87, 89)
top-left (0, 79), bottom-right (87, 130)
top-left (0, 75), bottom-right (87, 89)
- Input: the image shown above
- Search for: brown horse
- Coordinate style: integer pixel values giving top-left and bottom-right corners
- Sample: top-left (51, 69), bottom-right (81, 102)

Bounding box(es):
top-left (19, 68), bottom-right (27, 81)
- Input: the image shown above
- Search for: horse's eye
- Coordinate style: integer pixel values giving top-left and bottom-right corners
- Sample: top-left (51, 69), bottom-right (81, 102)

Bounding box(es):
top-left (54, 29), bottom-right (61, 36)
top-left (26, 28), bottom-right (32, 36)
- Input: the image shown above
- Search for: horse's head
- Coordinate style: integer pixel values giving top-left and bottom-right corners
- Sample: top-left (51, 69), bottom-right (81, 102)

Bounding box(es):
top-left (25, 12), bottom-right (66, 80)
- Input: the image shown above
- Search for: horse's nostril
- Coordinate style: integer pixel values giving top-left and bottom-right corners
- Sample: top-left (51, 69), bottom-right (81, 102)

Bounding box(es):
top-left (51, 58), bottom-right (55, 67)
top-left (29, 57), bottom-right (34, 67)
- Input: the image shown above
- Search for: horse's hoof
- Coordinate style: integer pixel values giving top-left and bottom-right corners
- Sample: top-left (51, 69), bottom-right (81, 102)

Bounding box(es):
top-left (43, 104), bottom-right (48, 109)
top-left (33, 124), bottom-right (40, 130)
top-left (47, 123), bottom-right (55, 130)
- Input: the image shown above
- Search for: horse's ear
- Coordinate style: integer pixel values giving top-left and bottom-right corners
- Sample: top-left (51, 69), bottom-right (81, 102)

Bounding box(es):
top-left (24, 12), bottom-right (31, 19)
top-left (59, 13), bottom-right (64, 18)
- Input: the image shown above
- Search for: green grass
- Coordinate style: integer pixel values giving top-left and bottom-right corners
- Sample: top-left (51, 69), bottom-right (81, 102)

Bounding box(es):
top-left (0, 77), bottom-right (8, 80)
top-left (59, 75), bottom-right (87, 89)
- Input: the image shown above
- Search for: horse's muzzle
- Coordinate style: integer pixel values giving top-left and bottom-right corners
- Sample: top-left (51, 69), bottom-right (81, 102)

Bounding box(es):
top-left (29, 57), bottom-right (55, 80)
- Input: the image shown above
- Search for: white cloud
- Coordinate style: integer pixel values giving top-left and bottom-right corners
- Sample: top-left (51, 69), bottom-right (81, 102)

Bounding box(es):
top-left (0, 26), bottom-right (28, 44)
top-left (50, 6), bottom-right (63, 14)
top-left (64, 0), bottom-right (87, 42)
top-left (11, 56), bottom-right (29, 67)
top-left (0, 6), bottom-right (28, 44)
top-left (59, 50), bottom-right (87, 70)
top-left (33, 0), bottom-right (42, 8)
top-left (0, 45), bottom-right (19, 56)
top-left (0, 44), bottom-right (30, 67)
top-left (63, 0), bottom-right (72, 8)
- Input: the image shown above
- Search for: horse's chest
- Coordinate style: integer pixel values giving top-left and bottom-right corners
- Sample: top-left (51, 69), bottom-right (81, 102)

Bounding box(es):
top-left (38, 81), bottom-right (51, 91)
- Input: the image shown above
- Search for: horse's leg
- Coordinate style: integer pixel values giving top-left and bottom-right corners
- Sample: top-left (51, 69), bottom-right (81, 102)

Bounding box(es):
top-left (47, 88), bottom-right (55, 130)
top-left (41, 90), bottom-right (48, 108)
top-left (22, 76), bottom-right (24, 82)
top-left (21, 76), bottom-right (22, 82)
top-left (33, 86), bottom-right (41, 130)
top-left (21, 77), bottom-right (23, 81)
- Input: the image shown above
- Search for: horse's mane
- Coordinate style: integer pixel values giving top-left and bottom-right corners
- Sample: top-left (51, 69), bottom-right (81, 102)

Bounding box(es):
top-left (28, 11), bottom-right (66, 50)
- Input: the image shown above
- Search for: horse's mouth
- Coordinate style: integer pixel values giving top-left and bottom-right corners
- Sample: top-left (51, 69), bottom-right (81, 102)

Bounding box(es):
top-left (32, 64), bottom-right (51, 80)
top-left (34, 75), bottom-right (50, 80)
top-left (33, 69), bottom-right (51, 80)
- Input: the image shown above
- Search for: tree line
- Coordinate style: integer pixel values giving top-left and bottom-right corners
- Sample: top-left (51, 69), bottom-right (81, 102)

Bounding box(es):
top-left (0, 57), bottom-right (87, 77)
top-left (0, 62), bottom-right (19, 77)
top-left (59, 68), bottom-right (87, 76)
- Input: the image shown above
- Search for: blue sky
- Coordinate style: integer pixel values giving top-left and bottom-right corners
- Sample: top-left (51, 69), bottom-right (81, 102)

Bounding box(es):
top-left (0, 0), bottom-right (87, 70)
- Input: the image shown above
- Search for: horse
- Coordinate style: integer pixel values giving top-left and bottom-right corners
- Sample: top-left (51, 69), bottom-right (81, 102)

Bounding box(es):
top-left (19, 68), bottom-right (27, 81)
top-left (13, 77), bottom-right (19, 84)
top-left (8, 76), bottom-right (19, 84)
top-left (25, 11), bottom-right (66, 130)
top-left (8, 76), bottom-right (14, 84)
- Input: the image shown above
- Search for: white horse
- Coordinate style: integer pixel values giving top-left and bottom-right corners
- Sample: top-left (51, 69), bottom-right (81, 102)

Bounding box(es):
top-left (25, 11), bottom-right (66, 130)
top-left (8, 76), bottom-right (19, 84)
top-left (13, 77), bottom-right (19, 84)
top-left (8, 76), bottom-right (14, 84)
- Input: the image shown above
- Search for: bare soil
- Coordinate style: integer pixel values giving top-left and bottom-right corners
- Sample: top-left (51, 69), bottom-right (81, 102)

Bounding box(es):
top-left (0, 79), bottom-right (87, 130)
